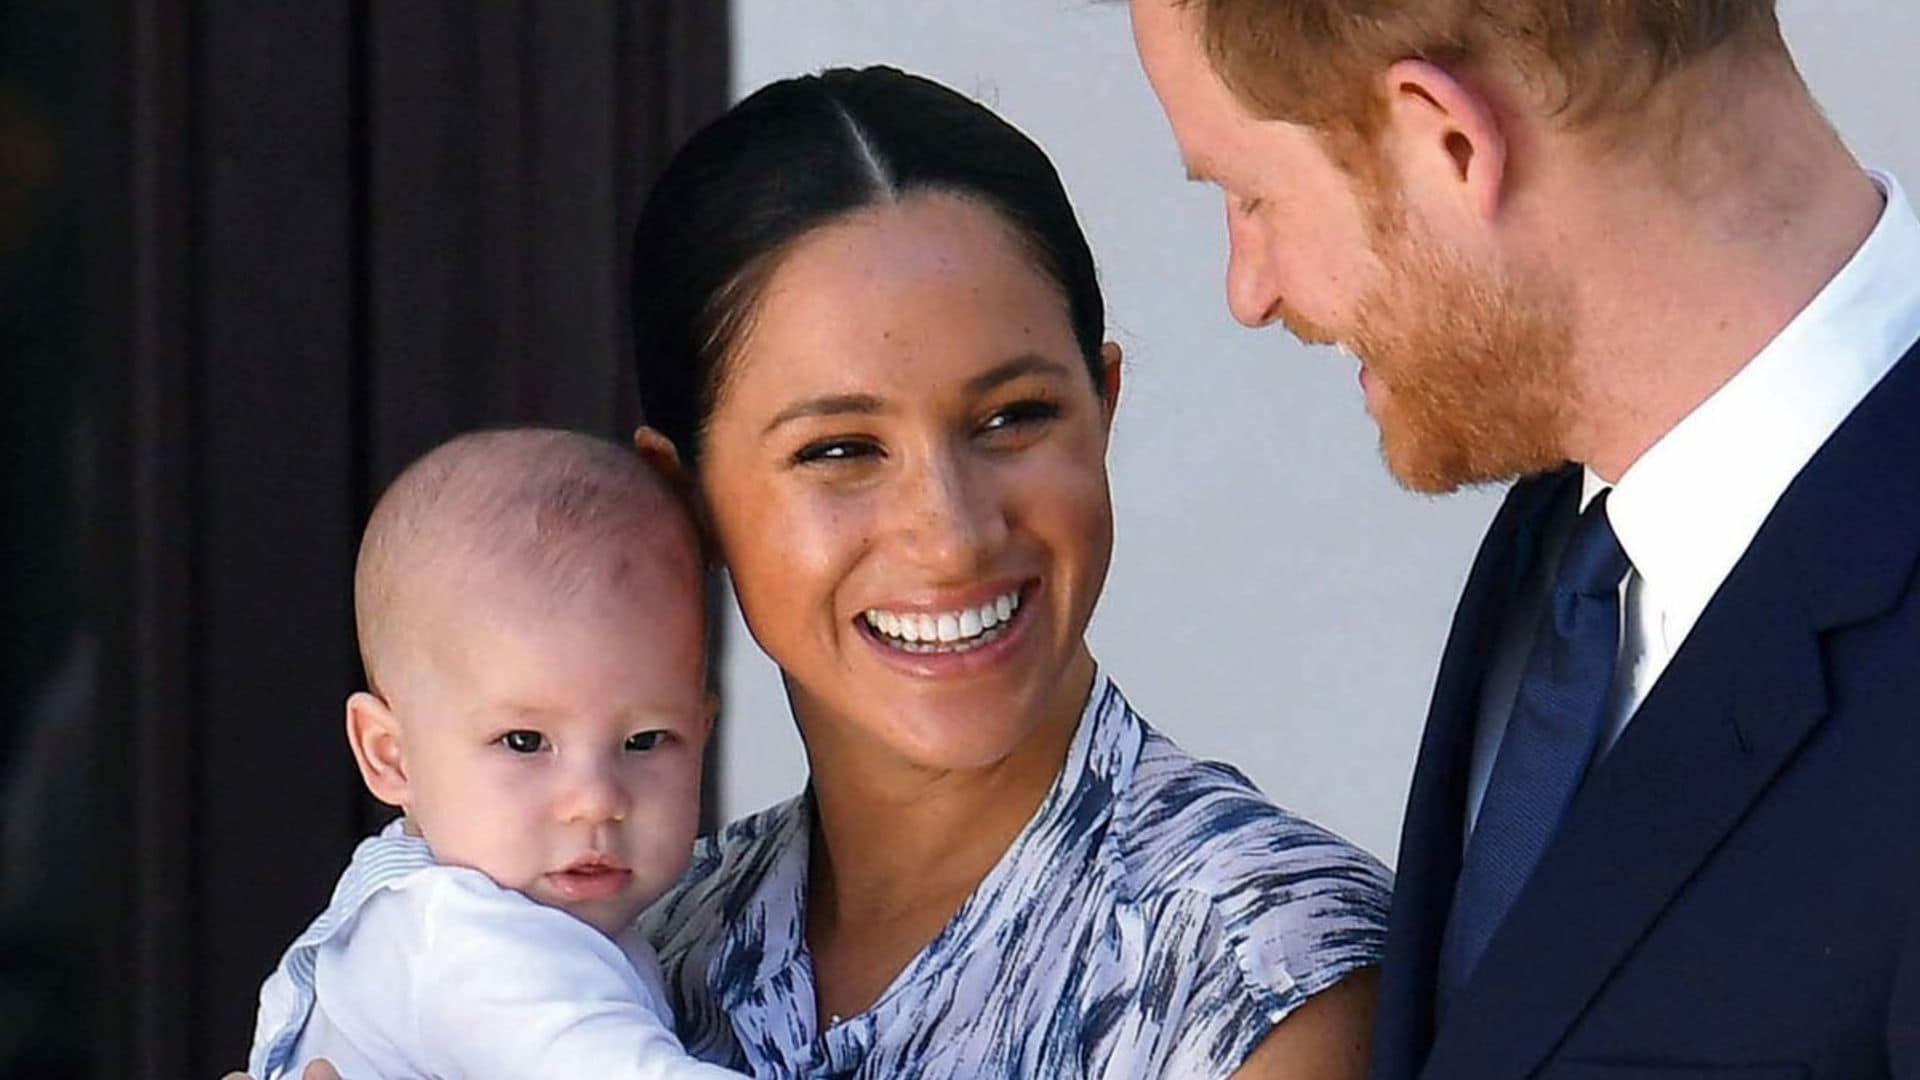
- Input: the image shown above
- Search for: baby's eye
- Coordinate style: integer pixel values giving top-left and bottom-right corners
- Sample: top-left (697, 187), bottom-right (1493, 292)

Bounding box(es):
top-left (498, 730), bottom-right (547, 754)
top-left (625, 730), bottom-right (666, 753)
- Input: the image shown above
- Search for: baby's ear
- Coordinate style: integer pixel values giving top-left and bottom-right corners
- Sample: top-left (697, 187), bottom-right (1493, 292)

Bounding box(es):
top-left (345, 691), bottom-right (410, 808)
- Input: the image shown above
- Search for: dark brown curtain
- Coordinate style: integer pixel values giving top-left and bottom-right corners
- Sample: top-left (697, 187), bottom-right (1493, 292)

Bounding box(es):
top-left (0, 3), bottom-right (729, 1077)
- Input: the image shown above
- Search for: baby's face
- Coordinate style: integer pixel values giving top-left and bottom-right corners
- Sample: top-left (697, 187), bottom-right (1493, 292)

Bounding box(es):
top-left (392, 576), bottom-right (710, 936)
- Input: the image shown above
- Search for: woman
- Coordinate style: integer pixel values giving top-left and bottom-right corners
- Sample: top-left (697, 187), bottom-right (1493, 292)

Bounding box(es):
top-left (628, 67), bottom-right (1390, 1078)
top-left (236, 66), bottom-right (1391, 1080)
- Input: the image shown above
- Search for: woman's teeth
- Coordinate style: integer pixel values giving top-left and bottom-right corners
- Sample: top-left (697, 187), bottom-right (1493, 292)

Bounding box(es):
top-left (863, 590), bottom-right (1022, 654)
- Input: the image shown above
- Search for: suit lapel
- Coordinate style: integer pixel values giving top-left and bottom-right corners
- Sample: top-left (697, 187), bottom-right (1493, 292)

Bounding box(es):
top-left (1422, 337), bottom-right (1920, 1079)
top-left (1421, 534), bottom-right (1829, 1078)
top-left (1372, 467), bottom-right (1577, 1080)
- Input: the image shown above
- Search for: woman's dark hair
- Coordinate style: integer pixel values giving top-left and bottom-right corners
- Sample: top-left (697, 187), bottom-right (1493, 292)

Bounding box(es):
top-left (629, 66), bottom-right (1106, 465)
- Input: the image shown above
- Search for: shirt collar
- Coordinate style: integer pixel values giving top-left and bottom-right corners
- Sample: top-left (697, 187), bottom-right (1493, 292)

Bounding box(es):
top-left (1583, 170), bottom-right (1920, 643)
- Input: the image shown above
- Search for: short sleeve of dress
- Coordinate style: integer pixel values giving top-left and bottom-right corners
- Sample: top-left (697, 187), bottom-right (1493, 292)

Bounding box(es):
top-left (1137, 762), bottom-right (1394, 1079)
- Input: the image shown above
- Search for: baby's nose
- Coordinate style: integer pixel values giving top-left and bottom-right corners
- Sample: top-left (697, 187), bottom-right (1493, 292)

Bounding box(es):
top-left (557, 762), bottom-right (632, 825)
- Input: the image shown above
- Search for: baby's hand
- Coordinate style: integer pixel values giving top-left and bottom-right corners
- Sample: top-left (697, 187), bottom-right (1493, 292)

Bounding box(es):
top-left (220, 1062), bottom-right (341, 1080)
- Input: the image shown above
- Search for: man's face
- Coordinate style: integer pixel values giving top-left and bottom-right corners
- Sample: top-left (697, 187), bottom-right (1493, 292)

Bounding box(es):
top-left (1130, 0), bottom-right (1575, 492)
top-left (1130, 0), bottom-right (1380, 340)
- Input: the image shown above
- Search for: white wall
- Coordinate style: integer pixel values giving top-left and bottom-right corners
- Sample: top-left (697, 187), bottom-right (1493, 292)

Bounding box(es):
top-left (715, 0), bottom-right (1920, 863)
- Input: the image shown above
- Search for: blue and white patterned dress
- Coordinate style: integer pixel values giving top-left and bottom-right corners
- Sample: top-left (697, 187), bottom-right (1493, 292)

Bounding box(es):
top-left (640, 675), bottom-right (1393, 1079)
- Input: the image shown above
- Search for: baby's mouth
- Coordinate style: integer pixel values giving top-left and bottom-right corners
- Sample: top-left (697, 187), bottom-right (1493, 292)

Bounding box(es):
top-left (547, 857), bottom-right (632, 902)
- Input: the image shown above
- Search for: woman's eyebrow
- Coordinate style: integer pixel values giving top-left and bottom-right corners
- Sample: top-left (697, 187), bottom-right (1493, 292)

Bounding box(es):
top-left (758, 355), bottom-right (1068, 436)
top-left (967, 353), bottom-right (1073, 396)
top-left (762, 392), bottom-right (886, 436)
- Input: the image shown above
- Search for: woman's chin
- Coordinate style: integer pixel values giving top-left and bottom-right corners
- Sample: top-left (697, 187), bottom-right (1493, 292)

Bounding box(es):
top-left (855, 669), bottom-right (1086, 775)
top-left (876, 713), bottom-right (1052, 773)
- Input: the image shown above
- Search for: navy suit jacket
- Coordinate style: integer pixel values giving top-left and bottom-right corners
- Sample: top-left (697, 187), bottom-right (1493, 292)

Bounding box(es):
top-left (1370, 338), bottom-right (1920, 1079)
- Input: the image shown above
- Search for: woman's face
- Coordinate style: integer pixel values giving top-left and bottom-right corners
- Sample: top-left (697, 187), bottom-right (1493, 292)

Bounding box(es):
top-left (698, 193), bottom-right (1118, 773)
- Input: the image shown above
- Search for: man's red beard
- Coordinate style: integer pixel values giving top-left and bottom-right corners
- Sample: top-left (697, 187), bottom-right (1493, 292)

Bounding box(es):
top-left (1320, 199), bottom-right (1579, 495)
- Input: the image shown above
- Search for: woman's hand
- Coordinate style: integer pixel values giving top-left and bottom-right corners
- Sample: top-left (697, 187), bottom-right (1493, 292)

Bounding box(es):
top-left (1228, 967), bottom-right (1378, 1080)
top-left (220, 1062), bottom-right (341, 1080)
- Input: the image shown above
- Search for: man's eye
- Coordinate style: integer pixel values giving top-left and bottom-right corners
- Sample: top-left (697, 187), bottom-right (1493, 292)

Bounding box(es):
top-left (498, 730), bottom-right (546, 754)
top-left (625, 731), bottom-right (666, 752)
top-left (792, 438), bottom-right (881, 466)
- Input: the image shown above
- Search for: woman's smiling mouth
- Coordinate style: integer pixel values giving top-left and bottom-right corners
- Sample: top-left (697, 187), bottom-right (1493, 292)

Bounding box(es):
top-left (860, 585), bottom-right (1030, 656)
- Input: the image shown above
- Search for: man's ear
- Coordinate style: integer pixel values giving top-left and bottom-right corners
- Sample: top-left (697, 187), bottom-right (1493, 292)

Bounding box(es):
top-left (346, 691), bottom-right (411, 808)
top-left (1378, 59), bottom-right (1509, 224)
top-left (1098, 342), bottom-right (1125, 431)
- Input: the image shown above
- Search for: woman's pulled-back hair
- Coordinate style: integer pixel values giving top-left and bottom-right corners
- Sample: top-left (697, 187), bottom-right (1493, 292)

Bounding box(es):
top-left (629, 66), bottom-right (1105, 465)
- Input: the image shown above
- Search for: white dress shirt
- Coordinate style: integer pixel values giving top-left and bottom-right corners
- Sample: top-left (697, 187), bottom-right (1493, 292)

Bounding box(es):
top-left (248, 820), bottom-right (743, 1080)
top-left (1467, 170), bottom-right (1920, 834)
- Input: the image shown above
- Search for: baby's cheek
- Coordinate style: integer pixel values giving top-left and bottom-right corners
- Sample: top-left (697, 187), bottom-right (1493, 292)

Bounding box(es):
top-left (633, 774), bottom-right (703, 879)
top-left (426, 784), bottom-right (549, 890)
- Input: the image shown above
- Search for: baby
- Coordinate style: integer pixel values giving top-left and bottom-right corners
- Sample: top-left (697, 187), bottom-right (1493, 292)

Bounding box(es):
top-left (247, 428), bottom-right (739, 1079)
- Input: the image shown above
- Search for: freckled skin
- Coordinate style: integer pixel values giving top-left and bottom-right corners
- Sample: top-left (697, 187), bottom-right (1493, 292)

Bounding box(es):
top-left (697, 192), bottom-right (1118, 778)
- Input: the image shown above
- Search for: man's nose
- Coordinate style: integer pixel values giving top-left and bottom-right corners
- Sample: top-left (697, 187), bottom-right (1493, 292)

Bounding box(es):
top-left (1225, 208), bottom-right (1284, 329)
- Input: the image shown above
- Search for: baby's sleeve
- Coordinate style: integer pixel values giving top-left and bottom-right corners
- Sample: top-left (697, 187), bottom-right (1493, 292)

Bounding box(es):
top-left (331, 870), bottom-right (744, 1079)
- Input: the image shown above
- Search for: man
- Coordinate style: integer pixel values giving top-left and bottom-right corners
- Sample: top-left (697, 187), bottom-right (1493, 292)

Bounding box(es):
top-left (1131, 1), bottom-right (1920, 1077)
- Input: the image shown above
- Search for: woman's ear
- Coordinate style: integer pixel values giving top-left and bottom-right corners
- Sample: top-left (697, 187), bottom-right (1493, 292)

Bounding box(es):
top-left (633, 424), bottom-right (722, 566)
top-left (346, 691), bottom-right (411, 808)
top-left (1098, 342), bottom-right (1125, 430)
top-left (632, 425), bottom-right (686, 482)
top-left (698, 693), bottom-right (719, 743)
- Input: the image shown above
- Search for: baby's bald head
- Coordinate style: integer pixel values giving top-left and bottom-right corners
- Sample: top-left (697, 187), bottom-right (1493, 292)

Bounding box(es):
top-left (354, 428), bottom-right (703, 698)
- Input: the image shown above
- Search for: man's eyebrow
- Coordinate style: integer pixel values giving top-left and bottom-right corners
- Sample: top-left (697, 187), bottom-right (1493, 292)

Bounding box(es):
top-left (967, 353), bottom-right (1075, 396)
top-left (762, 393), bottom-right (886, 436)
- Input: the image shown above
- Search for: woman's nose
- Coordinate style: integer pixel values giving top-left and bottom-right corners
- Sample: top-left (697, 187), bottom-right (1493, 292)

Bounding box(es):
top-left (891, 451), bottom-right (1008, 575)
top-left (1225, 206), bottom-right (1284, 329)
top-left (556, 758), bottom-right (632, 826)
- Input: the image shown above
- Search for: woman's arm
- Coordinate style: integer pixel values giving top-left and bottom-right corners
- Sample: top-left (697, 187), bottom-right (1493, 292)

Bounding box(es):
top-left (1227, 967), bottom-right (1378, 1080)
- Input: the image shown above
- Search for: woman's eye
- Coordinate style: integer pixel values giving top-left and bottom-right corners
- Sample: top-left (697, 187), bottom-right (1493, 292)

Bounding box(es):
top-left (498, 730), bottom-right (546, 754)
top-left (625, 731), bottom-right (666, 752)
top-left (980, 399), bottom-right (1062, 434)
top-left (792, 438), bottom-right (881, 466)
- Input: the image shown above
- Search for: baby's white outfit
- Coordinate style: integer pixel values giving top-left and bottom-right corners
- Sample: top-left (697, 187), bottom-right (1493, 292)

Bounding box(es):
top-left (247, 819), bottom-right (739, 1080)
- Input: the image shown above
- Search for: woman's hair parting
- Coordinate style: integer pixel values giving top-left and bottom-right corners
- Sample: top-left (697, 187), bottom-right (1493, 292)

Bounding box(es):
top-left (629, 65), bottom-right (1106, 465)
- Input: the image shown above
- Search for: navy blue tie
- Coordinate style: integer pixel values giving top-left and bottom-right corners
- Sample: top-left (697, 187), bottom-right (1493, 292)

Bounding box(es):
top-left (1439, 490), bottom-right (1631, 1004)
